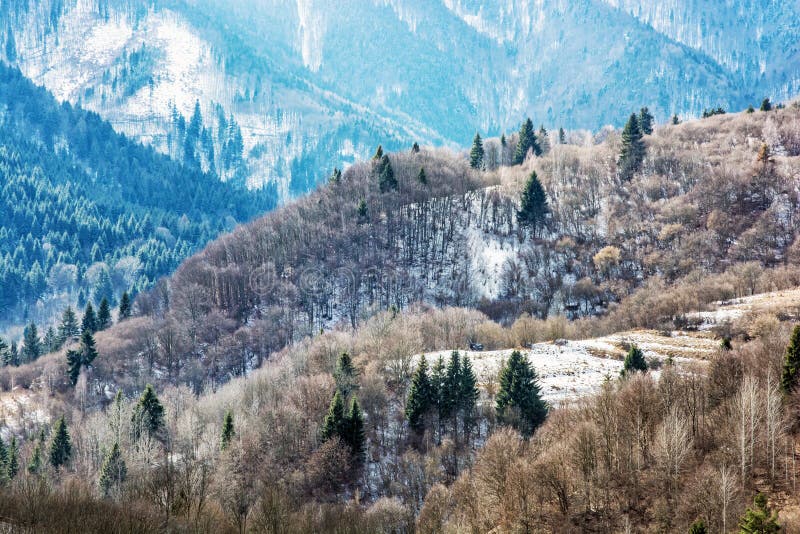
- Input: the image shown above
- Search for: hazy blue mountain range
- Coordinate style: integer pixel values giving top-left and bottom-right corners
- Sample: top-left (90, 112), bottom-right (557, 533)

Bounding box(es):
top-left (2, 0), bottom-right (798, 196)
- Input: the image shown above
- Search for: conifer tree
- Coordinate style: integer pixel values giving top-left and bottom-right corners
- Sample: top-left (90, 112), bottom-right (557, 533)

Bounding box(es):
top-left (441, 351), bottom-right (462, 433)
top-left (638, 107), bottom-right (654, 135)
top-left (538, 125), bottom-right (551, 154)
top-left (27, 443), bottom-right (42, 475)
top-left (760, 98), bottom-right (772, 112)
top-left (0, 436), bottom-right (8, 470)
top-left (21, 322), bottom-right (41, 363)
top-left (496, 350), bottom-right (548, 437)
top-left (99, 442), bottom-right (126, 497)
top-left (622, 345), bottom-right (648, 376)
top-left (321, 390), bottom-right (347, 443)
top-left (406, 355), bottom-right (433, 435)
top-left (688, 519), bottom-right (707, 534)
top-left (459, 356), bottom-right (479, 437)
top-left (66, 349), bottom-right (82, 386)
top-left (431, 355), bottom-right (446, 438)
top-left (44, 327), bottom-right (58, 354)
top-left (781, 324), bottom-right (800, 394)
top-left (131, 384), bottom-right (165, 442)
top-left (8, 342), bottom-right (18, 367)
top-left (672, 114), bottom-right (681, 124)
top-left (82, 302), bottom-right (97, 334)
top-left (558, 127), bottom-right (566, 144)
top-left (470, 132), bottom-right (485, 169)
top-left (513, 118), bottom-right (539, 164)
top-left (739, 493), bottom-right (780, 533)
top-left (66, 330), bottom-right (99, 386)
top-left (49, 416), bottom-right (72, 468)
top-left (329, 167), bottom-right (342, 184)
top-left (118, 292), bottom-right (132, 320)
top-left (97, 297), bottom-right (112, 331)
top-left (417, 167), bottom-right (427, 185)
top-left (517, 171), bottom-right (549, 235)
top-left (345, 396), bottom-right (366, 461)
top-left (59, 306), bottom-right (80, 343)
top-left (373, 145), bottom-right (384, 160)
top-left (0, 337), bottom-right (7, 367)
top-left (7, 437), bottom-right (18, 480)
top-left (746, 105), bottom-right (755, 114)
top-left (357, 198), bottom-right (368, 219)
top-left (221, 410), bottom-right (235, 450)
top-left (411, 142), bottom-right (420, 153)
top-left (378, 154), bottom-right (397, 192)
top-left (334, 352), bottom-right (359, 399)
top-left (618, 113), bottom-right (646, 180)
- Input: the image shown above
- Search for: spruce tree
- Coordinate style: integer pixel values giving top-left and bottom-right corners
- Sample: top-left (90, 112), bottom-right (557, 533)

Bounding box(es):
top-left (329, 167), bottom-right (342, 184)
top-left (321, 390), bottom-right (347, 442)
top-left (672, 114), bottom-right (681, 125)
top-left (431, 355), bottom-right (446, 438)
top-left (760, 98), bottom-right (772, 112)
top-left (99, 442), bottom-right (126, 497)
top-left (781, 324), bottom-right (800, 394)
top-left (746, 105), bottom-right (755, 114)
top-left (538, 125), bottom-right (551, 154)
top-left (638, 107), bottom-right (654, 135)
top-left (8, 343), bottom-right (18, 367)
top-left (66, 330), bottom-right (99, 386)
top-left (441, 351), bottom-right (462, 432)
top-left (82, 302), bottom-right (97, 334)
top-left (622, 345), bottom-right (648, 376)
top-left (496, 350), bottom-right (548, 437)
top-left (7, 437), bottom-right (18, 480)
top-left (334, 352), bottom-right (359, 399)
top-left (345, 396), bottom-right (366, 461)
top-left (378, 154), bottom-right (397, 192)
top-left (0, 436), bottom-right (8, 470)
top-left (405, 355), bottom-right (433, 435)
top-left (558, 127), bottom-right (566, 144)
top-left (49, 416), bottom-right (72, 468)
top-left (459, 356), bottom-right (479, 438)
top-left (21, 322), bottom-right (41, 363)
top-left (27, 443), bottom-right (42, 475)
top-left (357, 198), bottom-right (368, 219)
top-left (97, 297), bottom-right (112, 331)
top-left (688, 519), bottom-right (707, 534)
top-left (517, 171), bottom-right (549, 235)
top-left (59, 306), bottom-right (80, 343)
top-left (469, 132), bottom-right (485, 169)
top-left (0, 337), bottom-right (7, 367)
top-left (373, 145), bottom-right (384, 160)
top-left (417, 167), bottom-right (427, 185)
top-left (411, 142), bottom-right (420, 153)
top-left (131, 384), bottom-right (165, 442)
top-left (513, 118), bottom-right (539, 164)
top-left (66, 349), bottom-right (83, 386)
top-left (44, 326), bottom-right (58, 353)
top-left (618, 113), bottom-right (646, 180)
top-left (221, 410), bottom-right (235, 450)
top-left (118, 292), bottom-right (132, 320)
top-left (739, 493), bottom-right (780, 533)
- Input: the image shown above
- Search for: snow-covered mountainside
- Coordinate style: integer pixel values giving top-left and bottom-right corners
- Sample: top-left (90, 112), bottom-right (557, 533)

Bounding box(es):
top-left (2, 0), bottom-right (798, 198)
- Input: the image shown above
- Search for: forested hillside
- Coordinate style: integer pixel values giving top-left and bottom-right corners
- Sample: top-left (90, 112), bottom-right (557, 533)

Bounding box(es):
top-left (0, 63), bottom-right (276, 331)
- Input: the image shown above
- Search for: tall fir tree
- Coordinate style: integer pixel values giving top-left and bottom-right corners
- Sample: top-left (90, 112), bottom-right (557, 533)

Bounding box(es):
top-left (58, 306), bottom-right (80, 344)
top-left (373, 145), bottom-right (384, 160)
top-left (345, 396), bottom-right (366, 462)
top-left (378, 154), bottom-right (397, 192)
top-left (97, 297), bottom-right (112, 331)
top-left (82, 302), bottom-right (97, 334)
top-left (469, 132), bottom-right (485, 169)
top-left (417, 167), bottom-right (427, 185)
top-left (7, 437), bottom-right (18, 480)
top-left (618, 113), bottom-right (646, 180)
top-left (411, 142), bottom-right (420, 153)
top-left (496, 350), bottom-right (548, 437)
top-left (431, 355), bottom-right (446, 438)
top-left (49, 416), bottom-right (72, 468)
top-left (459, 356), bottom-right (479, 438)
top-left (781, 324), bottom-right (800, 394)
top-left (513, 118), bottom-right (540, 164)
top-left (517, 171), bottom-right (549, 236)
top-left (538, 125), bottom-right (551, 154)
top-left (321, 390), bottom-right (347, 443)
top-left (638, 107), bottom-right (654, 135)
top-left (8, 342), bottom-right (18, 367)
top-left (131, 384), bottom-right (165, 442)
top-left (760, 98), bottom-right (772, 112)
top-left (739, 493), bottom-right (780, 533)
top-left (671, 114), bottom-right (681, 125)
top-left (0, 337), bottom-right (8, 367)
top-left (66, 330), bottom-right (99, 386)
top-left (621, 345), bottom-right (648, 376)
top-left (441, 351), bottom-right (462, 433)
top-left (21, 322), bottom-right (41, 363)
top-left (43, 326), bottom-right (58, 354)
top-left (118, 292), bottom-right (132, 320)
top-left (98, 442), bottom-right (127, 497)
top-left (221, 410), bottom-right (235, 450)
top-left (405, 355), bottom-right (434, 435)
top-left (334, 352), bottom-right (359, 399)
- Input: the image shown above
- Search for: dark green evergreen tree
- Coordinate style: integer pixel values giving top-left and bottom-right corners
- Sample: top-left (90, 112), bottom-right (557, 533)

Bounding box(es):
top-left (21, 322), bottom-right (41, 363)
top-left (357, 198), bottom-right (368, 220)
top-left (513, 118), bottom-right (540, 164)
top-left (781, 324), bottom-right (800, 394)
top-left (221, 410), bottom-right (235, 450)
top-left (760, 98), bottom-right (772, 112)
top-left (672, 114), bottom-right (681, 124)
top-left (405, 355), bottom-right (434, 435)
top-left (618, 113), bottom-right (646, 180)
top-left (321, 390), bottom-right (347, 442)
top-left (460, 356), bottom-right (479, 437)
top-left (517, 171), bottom-right (549, 235)
top-left (441, 351), bottom-right (462, 433)
top-left (417, 167), bottom-right (427, 184)
top-left (334, 352), bottom-right (359, 399)
top-left (0, 337), bottom-right (8, 367)
top-left (431, 355), bottom-right (446, 438)
top-left (496, 350), bottom-right (548, 437)
top-left (58, 306), bottom-right (80, 344)
top-left (7, 437), bottom-right (18, 480)
top-left (739, 493), bottom-right (780, 533)
top-left (638, 107), bottom-right (654, 135)
top-left (378, 154), bottom-right (397, 192)
top-left (373, 145), bottom-right (383, 160)
top-left (558, 127), bottom-right (566, 144)
top-left (8, 342), bottom-right (18, 367)
top-left (746, 105), bottom-right (755, 114)
top-left (43, 327), bottom-right (58, 354)
top-left (66, 330), bottom-right (99, 386)
top-left (99, 442), bottom-right (126, 497)
top-left (27, 443), bottom-right (42, 475)
top-left (688, 519), bottom-right (707, 534)
top-left (329, 167), bottom-right (342, 184)
top-left (411, 142), bottom-right (420, 153)
top-left (131, 384), bottom-right (165, 442)
top-left (720, 337), bottom-right (733, 351)
top-left (470, 132), bottom-right (485, 169)
top-left (622, 345), bottom-right (648, 376)
top-left (49, 416), bottom-right (72, 468)
top-left (97, 297), bottom-right (112, 331)
top-left (82, 302), bottom-right (97, 334)
top-left (345, 396), bottom-right (366, 461)
top-left (538, 125), bottom-right (551, 154)
top-left (118, 292), bottom-right (132, 320)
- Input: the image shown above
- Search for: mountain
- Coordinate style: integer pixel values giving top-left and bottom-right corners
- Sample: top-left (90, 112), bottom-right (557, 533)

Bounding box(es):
top-left (3, 0), bottom-right (798, 197)
top-left (0, 62), bottom-right (275, 332)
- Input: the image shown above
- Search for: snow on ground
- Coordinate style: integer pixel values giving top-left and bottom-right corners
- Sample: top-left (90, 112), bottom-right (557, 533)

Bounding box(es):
top-left (686, 287), bottom-right (800, 330)
top-left (0, 390), bottom-right (50, 442)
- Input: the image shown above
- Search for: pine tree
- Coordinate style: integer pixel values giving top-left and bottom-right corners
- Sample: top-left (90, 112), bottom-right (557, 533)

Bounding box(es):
top-left (672, 114), bottom-right (681, 125)
top-left (66, 349), bottom-right (83, 386)
top-left (538, 125), bottom-right (551, 154)
top-left (118, 292), bottom-right (132, 320)
top-left (357, 198), bottom-right (368, 219)
top-left (411, 142), bottom-right (420, 153)
top-left (781, 324), bottom-right (800, 394)
top-left (441, 351), bottom-right (462, 432)
top-left (82, 302), bottom-right (97, 334)
top-left (49, 416), bottom-right (72, 468)
top-left (469, 132), bottom-right (485, 169)
top-left (739, 493), bottom-right (780, 533)
top-left (99, 442), bottom-right (126, 497)
top-left (618, 113), bottom-right (646, 180)
top-left (8, 343), bottom-right (18, 367)
top-left (131, 384), bottom-right (165, 442)
top-left (496, 350), bottom-right (548, 437)
top-left (221, 410), bottom-right (235, 450)
top-left (329, 167), bottom-right (342, 184)
top-left (760, 98), bottom-right (772, 112)
top-left (459, 356), bottom-right (479, 437)
top-left (67, 330), bottom-right (99, 386)
top-left (7, 437), bottom-right (18, 480)
top-left (334, 352), bottom-right (359, 399)
top-left (378, 155), bottom-right (397, 192)
top-left (27, 443), bottom-right (42, 475)
top-left (746, 105), bottom-right (755, 114)
top-left (97, 298), bottom-right (112, 331)
top-left (321, 390), bottom-right (347, 442)
top-left (373, 145), bottom-right (384, 160)
top-left (638, 107), bottom-right (654, 135)
top-left (431, 355), bottom-right (446, 438)
top-left (406, 355), bottom-right (434, 435)
top-left (21, 322), bottom-right (41, 363)
top-left (345, 396), bottom-right (366, 461)
top-left (417, 167), bottom-right (427, 185)
top-left (622, 345), bottom-right (648, 376)
top-left (0, 337), bottom-right (8, 367)
top-left (517, 171), bottom-right (549, 235)
top-left (43, 326), bottom-right (58, 354)
top-left (58, 306), bottom-right (80, 343)
top-left (513, 118), bottom-right (539, 164)
top-left (688, 519), bottom-right (707, 534)
top-left (0, 436), bottom-right (8, 471)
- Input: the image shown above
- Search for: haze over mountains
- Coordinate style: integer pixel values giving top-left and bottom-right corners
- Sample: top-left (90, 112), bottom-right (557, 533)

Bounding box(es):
top-left (3, 0), bottom-right (798, 197)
